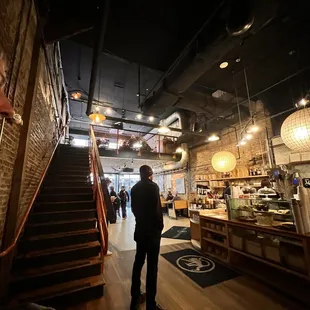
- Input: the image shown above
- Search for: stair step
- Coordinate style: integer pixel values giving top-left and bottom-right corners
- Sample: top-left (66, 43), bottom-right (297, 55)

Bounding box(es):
top-left (48, 170), bottom-right (90, 177)
top-left (46, 174), bottom-right (90, 181)
top-left (20, 228), bottom-right (99, 252)
top-left (36, 193), bottom-right (93, 202)
top-left (50, 164), bottom-right (90, 171)
top-left (34, 200), bottom-right (96, 212)
top-left (15, 241), bottom-right (101, 269)
top-left (25, 218), bottom-right (97, 236)
top-left (8, 275), bottom-right (105, 308)
top-left (53, 157), bottom-right (89, 163)
top-left (12, 257), bottom-right (102, 293)
top-left (41, 186), bottom-right (93, 194)
top-left (30, 209), bottom-right (97, 223)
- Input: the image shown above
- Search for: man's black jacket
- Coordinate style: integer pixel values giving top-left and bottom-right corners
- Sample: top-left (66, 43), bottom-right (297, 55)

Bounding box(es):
top-left (131, 178), bottom-right (164, 241)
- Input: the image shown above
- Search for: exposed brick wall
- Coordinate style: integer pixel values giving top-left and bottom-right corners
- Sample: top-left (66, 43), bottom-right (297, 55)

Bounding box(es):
top-left (154, 102), bottom-right (273, 197)
top-left (0, 0), bottom-right (63, 246)
top-left (189, 103), bottom-right (273, 192)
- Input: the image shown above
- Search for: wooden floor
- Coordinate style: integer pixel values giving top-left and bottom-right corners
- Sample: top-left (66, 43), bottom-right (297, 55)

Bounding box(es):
top-left (68, 241), bottom-right (305, 310)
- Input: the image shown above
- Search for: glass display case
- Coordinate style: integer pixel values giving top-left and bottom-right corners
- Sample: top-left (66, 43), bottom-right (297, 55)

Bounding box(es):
top-left (226, 197), bottom-right (295, 231)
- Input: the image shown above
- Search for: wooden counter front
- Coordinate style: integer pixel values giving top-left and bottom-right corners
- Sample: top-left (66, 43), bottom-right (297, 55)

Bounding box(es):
top-left (199, 213), bottom-right (310, 306)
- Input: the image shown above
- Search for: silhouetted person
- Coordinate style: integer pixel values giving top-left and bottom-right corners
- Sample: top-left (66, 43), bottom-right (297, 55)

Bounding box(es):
top-left (130, 165), bottom-right (164, 310)
top-left (221, 180), bottom-right (231, 198)
top-left (119, 186), bottom-right (130, 219)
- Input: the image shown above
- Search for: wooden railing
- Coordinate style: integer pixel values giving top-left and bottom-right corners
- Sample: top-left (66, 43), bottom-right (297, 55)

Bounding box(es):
top-left (0, 129), bottom-right (64, 258)
top-left (89, 125), bottom-right (109, 261)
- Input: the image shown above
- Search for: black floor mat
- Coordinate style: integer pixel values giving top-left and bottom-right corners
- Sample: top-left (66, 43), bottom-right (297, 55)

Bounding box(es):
top-left (161, 248), bottom-right (238, 288)
top-left (161, 226), bottom-right (191, 240)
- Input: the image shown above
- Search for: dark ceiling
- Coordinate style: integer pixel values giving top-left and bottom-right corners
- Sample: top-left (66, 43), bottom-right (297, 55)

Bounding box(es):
top-left (41, 0), bottom-right (310, 142)
top-left (41, 0), bottom-right (221, 71)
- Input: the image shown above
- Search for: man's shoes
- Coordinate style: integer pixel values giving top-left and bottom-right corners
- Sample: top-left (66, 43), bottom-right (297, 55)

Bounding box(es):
top-left (137, 292), bottom-right (146, 304)
top-left (105, 250), bottom-right (112, 256)
top-left (130, 293), bottom-right (146, 309)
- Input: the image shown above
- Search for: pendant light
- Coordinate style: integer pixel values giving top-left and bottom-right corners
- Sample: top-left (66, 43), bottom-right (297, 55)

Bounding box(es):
top-left (89, 107), bottom-right (106, 124)
top-left (89, 66), bottom-right (106, 124)
top-left (211, 151), bottom-right (237, 173)
top-left (281, 107), bottom-right (310, 151)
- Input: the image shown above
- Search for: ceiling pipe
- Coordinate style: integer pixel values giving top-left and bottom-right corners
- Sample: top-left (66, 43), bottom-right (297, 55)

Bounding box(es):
top-left (102, 115), bottom-right (208, 137)
top-left (154, 143), bottom-right (189, 173)
top-left (86, 0), bottom-right (110, 116)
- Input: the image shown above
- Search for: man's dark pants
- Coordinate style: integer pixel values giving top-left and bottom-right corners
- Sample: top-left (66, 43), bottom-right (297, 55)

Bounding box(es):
top-left (120, 201), bottom-right (127, 218)
top-left (131, 237), bottom-right (161, 310)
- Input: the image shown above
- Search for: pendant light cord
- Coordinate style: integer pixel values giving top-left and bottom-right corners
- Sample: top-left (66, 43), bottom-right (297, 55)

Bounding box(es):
top-left (232, 71), bottom-right (243, 134)
top-left (244, 68), bottom-right (253, 119)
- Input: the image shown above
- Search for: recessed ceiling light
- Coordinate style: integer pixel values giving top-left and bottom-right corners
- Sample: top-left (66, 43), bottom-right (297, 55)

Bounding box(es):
top-left (106, 107), bottom-right (112, 114)
top-left (235, 57), bottom-right (241, 63)
top-left (136, 93), bottom-right (140, 97)
top-left (136, 114), bottom-right (142, 120)
top-left (149, 116), bottom-right (154, 122)
top-left (219, 61), bottom-right (229, 69)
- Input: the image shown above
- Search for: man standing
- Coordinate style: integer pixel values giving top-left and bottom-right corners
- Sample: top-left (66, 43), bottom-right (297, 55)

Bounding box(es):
top-left (119, 186), bottom-right (130, 219)
top-left (130, 165), bottom-right (164, 310)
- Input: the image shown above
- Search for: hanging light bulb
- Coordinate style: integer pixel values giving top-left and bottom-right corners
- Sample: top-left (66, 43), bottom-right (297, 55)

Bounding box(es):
top-left (136, 114), bottom-right (142, 120)
top-left (208, 134), bottom-right (220, 142)
top-left (137, 150), bottom-right (142, 157)
top-left (298, 98), bottom-right (308, 106)
top-left (176, 147), bottom-right (184, 153)
top-left (245, 133), bottom-right (253, 140)
top-left (248, 124), bottom-right (260, 133)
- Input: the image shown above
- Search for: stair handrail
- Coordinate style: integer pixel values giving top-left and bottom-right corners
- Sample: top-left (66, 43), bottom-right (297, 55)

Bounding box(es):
top-left (0, 128), bottom-right (65, 258)
top-left (89, 125), bottom-right (109, 258)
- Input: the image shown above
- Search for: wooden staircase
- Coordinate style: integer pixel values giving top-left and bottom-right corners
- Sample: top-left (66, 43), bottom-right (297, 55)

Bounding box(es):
top-left (8, 145), bottom-right (105, 308)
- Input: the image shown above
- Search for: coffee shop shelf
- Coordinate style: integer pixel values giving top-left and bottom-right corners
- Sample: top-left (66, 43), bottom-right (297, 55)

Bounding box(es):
top-left (201, 226), bottom-right (227, 236)
top-left (200, 214), bottom-right (310, 282)
top-left (229, 247), bottom-right (309, 280)
top-left (203, 251), bottom-right (228, 263)
top-left (202, 237), bottom-right (228, 248)
top-left (210, 175), bottom-right (268, 181)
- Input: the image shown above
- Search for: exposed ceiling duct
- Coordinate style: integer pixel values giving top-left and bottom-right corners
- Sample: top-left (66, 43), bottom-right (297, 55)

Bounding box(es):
top-left (141, 0), bottom-right (279, 118)
top-left (154, 143), bottom-right (189, 173)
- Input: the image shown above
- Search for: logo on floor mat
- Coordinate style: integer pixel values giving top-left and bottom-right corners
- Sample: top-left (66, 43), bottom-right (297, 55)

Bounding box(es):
top-left (176, 255), bottom-right (215, 273)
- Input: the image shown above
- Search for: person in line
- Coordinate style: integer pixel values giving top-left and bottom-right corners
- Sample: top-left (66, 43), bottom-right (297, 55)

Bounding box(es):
top-left (166, 190), bottom-right (174, 201)
top-left (221, 180), bottom-right (231, 198)
top-left (110, 186), bottom-right (120, 217)
top-left (119, 186), bottom-right (130, 219)
top-left (130, 165), bottom-right (164, 310)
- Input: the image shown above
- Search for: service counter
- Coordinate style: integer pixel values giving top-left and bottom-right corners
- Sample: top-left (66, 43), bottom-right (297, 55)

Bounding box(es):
top-left (193, 211), bottom-right (310, 306)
